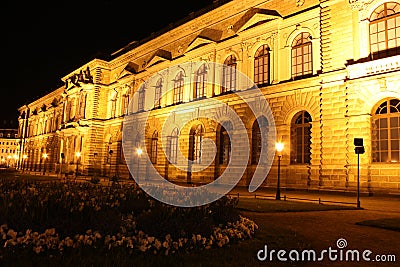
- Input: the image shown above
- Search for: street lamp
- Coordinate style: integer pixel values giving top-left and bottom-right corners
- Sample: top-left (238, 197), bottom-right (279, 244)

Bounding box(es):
top-left (275, 142), bottom-right (284, 200)
top-left (136, 148), bottom-right (143, 183)
top-left (75, 152), bottom-right (81, 178)
top-left (22, 154), bottom-right (28, 172)
top-left (42, 153), bottom-right (48, 175)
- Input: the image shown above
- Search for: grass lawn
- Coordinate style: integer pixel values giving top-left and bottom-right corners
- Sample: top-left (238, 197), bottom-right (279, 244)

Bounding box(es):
top-left (356, 218), bottom-right (400, 232)
top-left (236, 197), bottom-right (358, 213)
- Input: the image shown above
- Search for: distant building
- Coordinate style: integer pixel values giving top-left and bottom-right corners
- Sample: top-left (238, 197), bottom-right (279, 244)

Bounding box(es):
top-left (18, 0), bottom-right (400, 194)
top-left (0, 129), bottom-right (19, 168)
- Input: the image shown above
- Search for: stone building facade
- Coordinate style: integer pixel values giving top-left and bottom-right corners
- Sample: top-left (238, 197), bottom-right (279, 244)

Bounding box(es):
top-left (0, 129), bottom-right (19, 168)
top-left (18, 0), bottom-right (400, 193)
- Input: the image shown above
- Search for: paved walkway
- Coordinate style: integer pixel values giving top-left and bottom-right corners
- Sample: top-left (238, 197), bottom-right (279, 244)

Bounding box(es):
top-left (232, 187), bottom-right (400, 266)
top-left (230, 186), bottom-right (400, 214)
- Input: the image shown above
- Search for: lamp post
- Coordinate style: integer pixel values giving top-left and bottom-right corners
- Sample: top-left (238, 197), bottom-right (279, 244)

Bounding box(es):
top-left (22, 155), bottom-right (28, 172)
top-left (136, 148), bottom-right (143, 183)
top-left (42, 153), bottom-right (48, 175)
top-left (275, 142), bottom-right (284, 200)
top-left (75, 152), bottom-right (81, 178)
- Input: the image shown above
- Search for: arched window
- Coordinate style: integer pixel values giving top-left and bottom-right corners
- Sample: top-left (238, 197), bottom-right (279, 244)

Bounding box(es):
top-left (251, 116), bottom-right (269, 165)
top-left (219, 121), bottom-right (232, 165)
top-left (168, 128), bottom-right (179, 164)
top-left (291, 32), bottom-right (312, 79)
top-left (154, 79), bottom-right (162, 109)
top-left (194, 64), bottom-right (207, 99)
top-left (372, 98), bottom-right (400, 162)
top-left (138, 87), bottom-right (145, 111)
top-left (290, 111), bottom-right (312, 164)
top-left (370, 2), bottom-right (400, 59)
top-left (254, 45), bottom-right (270, 86)
top-left (222, 55), bottom-right (237, 93)
top-left (150, 131), bottom-right (158, 164)
top-left (174, 72), bottom-right (184, 104)
top-left (189, 125), bottom-right (203, 163)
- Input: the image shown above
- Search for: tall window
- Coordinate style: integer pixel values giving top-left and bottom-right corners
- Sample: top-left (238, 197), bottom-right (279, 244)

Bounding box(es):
top-left (254, 45), bottom-right (270, 86)
top-left (251, 116), bottom-right (269, 165)
top-left (150, 131), bottom-right (158, 164)
top-left (122, 89), bottom-right (131, 115)
top-left (111, 92), bottom-right (118, 118)
top-left (290, 111), bottom-right (312, 164)
top-left (78, 93), bottom-right (87, 119)
top-left (154, 79), bottom-right (162, 109)
top-left (168, 128), bottom-right (179, 164)
top-left (291, 32), bottom-right (312, 79)
top-left (219, 121), bottom-right (232, 165)
top-left (372, 98), bottom-right (400, 163)
top-left (190, 125), bottom-right (203, 163)
top-left (174, 71), bottom-right (184, 104)
top-left (66, 100), bottom-right (73, 121)
top-left (194, 64), bottom-right (207, 99)
top-left (370, 2), bottom-right (400, 59)
top-left (222, 55), bottom-right (237, 93)
top-left (138, 87), bottom-right (145, 111)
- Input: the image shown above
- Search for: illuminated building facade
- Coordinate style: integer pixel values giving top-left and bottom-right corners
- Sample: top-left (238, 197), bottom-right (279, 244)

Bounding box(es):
top-left (18, 0), bottom-right (400, 193)
top-left (0, 129), bottom-right (19, 168)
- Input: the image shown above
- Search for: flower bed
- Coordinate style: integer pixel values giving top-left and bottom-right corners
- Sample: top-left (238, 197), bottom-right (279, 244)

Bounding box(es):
top-left (0, 179), bottom-right (258, 258)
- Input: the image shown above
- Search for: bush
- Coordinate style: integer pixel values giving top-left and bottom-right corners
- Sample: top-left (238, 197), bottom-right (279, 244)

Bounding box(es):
top-left (135, 196), bottom-right (240, 240)
top-left (90, 176), bottom-right (100, 184)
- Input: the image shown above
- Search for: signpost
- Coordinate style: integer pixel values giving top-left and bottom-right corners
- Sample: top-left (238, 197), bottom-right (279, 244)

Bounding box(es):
top-left (354, 138), bottom-right (365, 209)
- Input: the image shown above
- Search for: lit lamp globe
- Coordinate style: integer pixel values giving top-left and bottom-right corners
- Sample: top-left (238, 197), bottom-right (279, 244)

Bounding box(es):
top-left (275, 142), bottom-right (284, 154)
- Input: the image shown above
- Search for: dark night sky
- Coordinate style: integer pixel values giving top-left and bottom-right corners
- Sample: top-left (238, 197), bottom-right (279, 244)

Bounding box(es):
top-left (1, 0), bottom-right (216, 128)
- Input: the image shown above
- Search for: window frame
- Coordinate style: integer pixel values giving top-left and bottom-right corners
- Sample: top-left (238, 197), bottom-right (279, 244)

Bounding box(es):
top-left (167, 128), bottom-right (179, 164)
top-left (254, 45), bottom-right (270, 86)
top-left (194, 64), bottom-right (207, 99)
top-left (190, 125), bottom-right (204, 163)
top-left (372, 98), bottom-right (400, 163)
top-left (218, 121), bottom-right (232, 165)
top-left (290, 111), bottom-right (312, 164)
top-left (138, 87), bottom-right (145, 112)
top-left (173, 72), bottom-right (184, 104)
top-left (291, 32), bottom-right (313, 80)
top-left (251, 116), bottom-right (269, 165)
top-left (154, 79), bottom-right (162, 109)
top-left (222, 55), bottom-right (237, 93)
top-left (150, 131), bottom-right (158, 164)
top-left (369, 2), bottom-right (400, 59)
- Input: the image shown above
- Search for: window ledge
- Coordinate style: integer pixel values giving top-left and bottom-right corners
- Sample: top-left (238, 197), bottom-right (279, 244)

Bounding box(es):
top-left (346, 54), bottom-right (400, 79)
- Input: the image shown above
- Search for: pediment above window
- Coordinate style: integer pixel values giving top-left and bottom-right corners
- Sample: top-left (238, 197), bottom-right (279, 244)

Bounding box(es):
top-left (118, 62), bottom-right (139, 80)
top-left (186, 29), bottom-right (222, 52)
top-left (233, 8), bottom-right (282, 33)
top-left (146, 49), bottom-right (172, 67)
